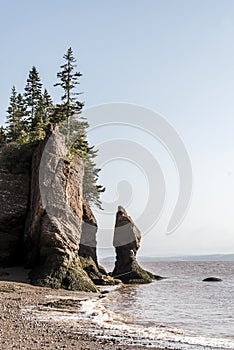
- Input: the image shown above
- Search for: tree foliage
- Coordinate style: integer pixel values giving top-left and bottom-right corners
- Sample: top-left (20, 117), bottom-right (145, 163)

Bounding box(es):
top-left (6, 86), bottom-right (26, 142)
top-left (54, 48), bottom-right (105, 208)
top-left (67, 115), bottom-right (106, 208)
top-left (24, 66), bottom-right (42, 123)
top-left (1, 48), bottom-right (105, 208)
top-left (0, 126), bottom-right (6, 145)
top-left (54, 47), bottom-right (83, 124)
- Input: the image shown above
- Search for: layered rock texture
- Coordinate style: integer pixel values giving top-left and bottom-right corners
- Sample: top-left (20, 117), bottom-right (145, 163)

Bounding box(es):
top-left (0, 147), bottom-right (30, 265)
top-left (79, 200), bottom-right (118, 285)
top-left (24, 131), bottom-right (97, 291)
top-left (0, 130), bottom-right (154, 291)
top-left (112, 206), bottom-right (154, 284)
top-left (79, 200), bottom-right (98, 263)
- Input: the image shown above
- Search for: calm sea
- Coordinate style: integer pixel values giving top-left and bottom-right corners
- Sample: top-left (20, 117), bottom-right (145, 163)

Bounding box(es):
top-left (91, 260), bottom-right (234, 349)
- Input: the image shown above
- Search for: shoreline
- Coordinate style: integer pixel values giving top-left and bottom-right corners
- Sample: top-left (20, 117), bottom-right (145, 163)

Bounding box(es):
top-left (0, 268), bottom-right (168, 350)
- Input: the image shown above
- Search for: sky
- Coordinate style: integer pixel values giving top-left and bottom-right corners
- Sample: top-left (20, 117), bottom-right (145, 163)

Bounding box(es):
top-left (1, 0), bottom-right (234, 257)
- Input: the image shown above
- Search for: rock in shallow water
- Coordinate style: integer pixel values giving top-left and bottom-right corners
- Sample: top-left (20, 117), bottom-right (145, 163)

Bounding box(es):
top-left (203, 277), bottom-right (222, 282)
top-left (112, 206), bottom-right (154, 284)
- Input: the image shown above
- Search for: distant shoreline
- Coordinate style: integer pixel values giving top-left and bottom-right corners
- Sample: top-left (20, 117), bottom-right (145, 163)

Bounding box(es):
top-left (100, 253), bottom-right (234, 262)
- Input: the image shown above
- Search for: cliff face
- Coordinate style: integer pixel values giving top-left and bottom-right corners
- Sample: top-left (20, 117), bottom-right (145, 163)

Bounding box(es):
top-left (0, 132), bottom-right (153, 290)
top-left (24, 131), bottom-right (97, 291)
top-left (0, 148), bottom-right (30, 265)
top-left (79, 199), bottom-right (98, 263)
top-left (112, 206), bottom-right (154, 284)
top-left (79, 200), bottom-right (119, 285)
top-left (0, 131), bottom-right (117, 290)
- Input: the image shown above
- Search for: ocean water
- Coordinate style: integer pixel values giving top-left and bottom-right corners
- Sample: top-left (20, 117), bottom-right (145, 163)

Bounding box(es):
top-left (93, 260), bottom-right (234, 349)
top-left (24, 260), bottom-right (234, 349)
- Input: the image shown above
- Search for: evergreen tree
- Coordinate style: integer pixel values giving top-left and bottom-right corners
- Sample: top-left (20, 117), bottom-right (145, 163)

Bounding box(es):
top-left (15, 93), bottom-right (29, 143)
top-left (54, 48), bottom-right (105, 208)
top-left (83, 148), bottom-right (106, 209)
top-left (0, 126), bottom-right (6, 145)
top-left (42, 89), bottom-right (53, 122)
top-left (29, 89), bottom-right (53, 141)
top-left (3, 50), bottom-right (105, 208)
top-left (69, 115), bottom-right (89, 156)
top-left (24, 66), bottom-right (42, 125)
top-left (17, 93), bottom-right (27, 119)
top-left (30, 95), bottom-right (47, 141)
top-left (6, 86), bottom-right (25, 141)
top-left (69, 115), bottom-right (105, 209)
top-left (54, 47), bottom-right (83, 125)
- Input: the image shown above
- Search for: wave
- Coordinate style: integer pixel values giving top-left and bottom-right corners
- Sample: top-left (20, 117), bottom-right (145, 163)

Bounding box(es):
top-left (78, 297), bottom-right (234, 350)
top-left (22, 293), bottom-right (234, 350)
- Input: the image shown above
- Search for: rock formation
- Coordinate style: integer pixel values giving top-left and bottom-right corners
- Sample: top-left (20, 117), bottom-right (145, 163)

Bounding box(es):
top-left (0, 146), bottom-right (30, 265)
top-left (0, 130), bottom-right (155, 290)
top-left (79, 200), bottom-right (98, 264)
top-left (202, 277), bottom-right (222, 282)
top-left (79, 200), bottom-right (118, 285)
top-left (112, 206), bottom-right (154, 284)
top-left (24, 130), bottom-right (97, 291)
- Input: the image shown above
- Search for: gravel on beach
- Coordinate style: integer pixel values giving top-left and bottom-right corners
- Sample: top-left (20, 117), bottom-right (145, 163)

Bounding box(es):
top-left (0, 270), bottom-right (168, 350)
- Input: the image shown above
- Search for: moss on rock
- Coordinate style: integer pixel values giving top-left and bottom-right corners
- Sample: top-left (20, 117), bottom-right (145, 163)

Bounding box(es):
top-left (30, 259), bottom-right (97, 292)
top-left (113, 259), bottom-right (153, 284)
top-left (80, 256), bottom-right (120, 286)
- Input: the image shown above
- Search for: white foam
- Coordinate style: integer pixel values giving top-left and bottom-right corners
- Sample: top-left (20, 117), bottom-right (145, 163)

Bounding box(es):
top-left (21, 296), bottom-right (234, 350)
top-left (79, 298), bottom-right (234, 350)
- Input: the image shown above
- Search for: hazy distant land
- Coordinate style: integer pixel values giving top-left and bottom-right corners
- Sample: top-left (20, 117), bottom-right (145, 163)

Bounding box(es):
top-left (101, 253), bottom-right (234, 262)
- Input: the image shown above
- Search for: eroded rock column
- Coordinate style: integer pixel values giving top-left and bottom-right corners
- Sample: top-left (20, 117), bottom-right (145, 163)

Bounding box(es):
top-left (24, 130), bottom-right (97, 291)
top-left (112, 206), bottom-right (154, 284)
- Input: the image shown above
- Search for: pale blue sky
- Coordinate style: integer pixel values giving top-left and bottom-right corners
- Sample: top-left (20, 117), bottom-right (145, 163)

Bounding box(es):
top-left (1, 0), bottom-right (234, 256)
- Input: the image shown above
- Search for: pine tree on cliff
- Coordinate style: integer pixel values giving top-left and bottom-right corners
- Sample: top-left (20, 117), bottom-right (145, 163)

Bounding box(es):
top-left (30, 95), bottom-right (47, 141)
top-left (29, 90), bottom-right (54, 141)
top-left (54, 48), bottom-right (105, 208)
top-left (6, 86), bottom-right (26, 141)
top-left (68, 116), bottom-right (105, 208)
top-left (24, 66), bottom-right (42, 129)
top-left (15, 93), bottom-right (29, 143)
top-left (83, 147), bottom-right (105, 209)
top-left (42, 89), bottom-right (53, 122)
top-left (54, 47), bottom-right (83, 127)
top-left (16, 93), bottom-right (27, 122)
top-left (0, 126), bottom-right (6, 145)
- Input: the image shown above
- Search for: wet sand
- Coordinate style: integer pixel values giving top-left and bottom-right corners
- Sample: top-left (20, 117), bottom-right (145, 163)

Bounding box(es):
top-left (0, 267), bottom-right (169, 350)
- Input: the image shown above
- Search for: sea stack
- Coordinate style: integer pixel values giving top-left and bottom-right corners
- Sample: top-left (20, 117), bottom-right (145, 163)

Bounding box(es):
top-left (79, 200), bottom-right (117, 285)
top-left (79, 199), bottom-right (98, 264)
top-left (112, 206), bottom-right (154, 284)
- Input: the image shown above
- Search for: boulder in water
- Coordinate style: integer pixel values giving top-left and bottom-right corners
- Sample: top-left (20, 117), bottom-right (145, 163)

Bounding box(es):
top-left (203, 277), bottom-right (222, 282)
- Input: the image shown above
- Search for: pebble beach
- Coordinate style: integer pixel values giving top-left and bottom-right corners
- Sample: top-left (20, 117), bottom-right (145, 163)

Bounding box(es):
top-left (0, 268), bottom-right (165, 350)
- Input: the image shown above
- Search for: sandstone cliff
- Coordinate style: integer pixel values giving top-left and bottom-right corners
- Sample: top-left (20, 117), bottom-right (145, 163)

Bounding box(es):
top-left (112, 206), bottom-right (154, 284)
top-left (0, 146), bottom-right (30, 265)
top-left (0, 132), bottom-right (153, 290)
top-left (79, 199), bottom-right (98, 263)
top-left (24, 130), bottom-right (97, 291)
top-left (79, 200), bottom-right (118, 285)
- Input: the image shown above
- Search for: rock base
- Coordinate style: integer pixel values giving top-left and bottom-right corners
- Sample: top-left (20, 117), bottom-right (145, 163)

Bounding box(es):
top-left (30, 257), bottom-right (97, 292)
top-left (80, 256), bottom-right (121, 286)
